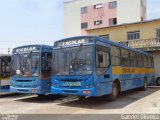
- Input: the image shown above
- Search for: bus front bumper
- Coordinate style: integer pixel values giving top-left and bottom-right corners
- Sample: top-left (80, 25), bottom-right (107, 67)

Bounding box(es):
top-left (10, 86), bottom-right (41, 94)
top-left (51, 87), bottom-right (97, 96)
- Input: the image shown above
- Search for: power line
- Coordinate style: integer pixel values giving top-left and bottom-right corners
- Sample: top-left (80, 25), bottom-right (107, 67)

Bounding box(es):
top-left (0, 48), bottom-right (13, 49)
top-left (0, 41), bottom-right (55, 42)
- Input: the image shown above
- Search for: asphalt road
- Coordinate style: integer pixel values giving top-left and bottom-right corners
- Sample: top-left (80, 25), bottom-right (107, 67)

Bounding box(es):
top-left (0, 87), bottom-right (160, 120)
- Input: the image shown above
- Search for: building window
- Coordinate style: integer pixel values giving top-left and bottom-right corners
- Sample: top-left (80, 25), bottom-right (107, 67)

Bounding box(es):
top-left (99, 34), bottom-right (109, 40)
top-left (109, 1), bottom-right (117, 9)
top-left (81, 7), bottom-right (87, 14)
top-left (94, 20), bottom-right (103, 25)
top-left (109, 18), bottom-right (117, 26)
top-left (156, 28), bottom-right (160, 38)
top-left (141, 16), bottom-right (144, 21)
top-left (94, 4), bottom-right (103, 9)
top-left (81, 22), bottom-right (88, 29)
top-left (127, 31), bottom-right (140, 40)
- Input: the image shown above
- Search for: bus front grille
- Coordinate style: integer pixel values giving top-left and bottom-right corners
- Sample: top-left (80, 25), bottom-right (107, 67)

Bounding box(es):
top-left (17, 89), bottom-right (29, 92)
top-left (62, 90), bottom-right (78, 93)
top-left (16, 85), bottom-right (32, 88)
top-left (15, 80), bottom-right (32, 82)
top-left (60, 79), bottom-right (83, 81)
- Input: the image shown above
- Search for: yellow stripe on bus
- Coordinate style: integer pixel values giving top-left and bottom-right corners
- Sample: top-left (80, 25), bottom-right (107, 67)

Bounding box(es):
top-left (0, 77), bottom-right (10, 80)
top-left (112, 66), bottom-right (154, 75)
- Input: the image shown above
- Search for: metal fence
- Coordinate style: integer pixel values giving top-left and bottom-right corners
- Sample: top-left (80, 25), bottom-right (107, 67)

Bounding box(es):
top-left (119, 38), bottom-right (160, 51)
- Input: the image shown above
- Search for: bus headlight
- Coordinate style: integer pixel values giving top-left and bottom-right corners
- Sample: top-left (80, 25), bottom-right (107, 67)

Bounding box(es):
top-left (85, 86), bottom-right (89, 88)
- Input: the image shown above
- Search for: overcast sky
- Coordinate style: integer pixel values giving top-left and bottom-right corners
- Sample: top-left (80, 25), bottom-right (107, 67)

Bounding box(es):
top-left (0, 0), bottom-right (160, 54)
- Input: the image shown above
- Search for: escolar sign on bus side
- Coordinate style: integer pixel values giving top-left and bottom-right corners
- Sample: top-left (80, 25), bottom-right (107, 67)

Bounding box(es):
top-left (54, 38), bottom-right (93, 47)
top-left (62, 39), bottom-right (85, 46)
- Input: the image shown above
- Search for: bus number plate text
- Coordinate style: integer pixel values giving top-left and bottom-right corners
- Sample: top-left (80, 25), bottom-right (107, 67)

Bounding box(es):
top-left (63, 82), bottom-right (81, 87)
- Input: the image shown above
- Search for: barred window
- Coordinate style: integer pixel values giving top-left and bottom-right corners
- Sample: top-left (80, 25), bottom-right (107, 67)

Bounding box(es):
top-left (128, 31), bottom-right (140, 40)
top-left (156, 28), bottom-right (160, 38)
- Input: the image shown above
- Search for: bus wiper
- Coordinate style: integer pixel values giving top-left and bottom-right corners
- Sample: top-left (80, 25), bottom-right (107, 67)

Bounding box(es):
top-left (71, 45), bottom-right (82, 73)
top-left (23, 52), bottom-right (32, 74)
top-left (15, 53), bottom-right (23, 76)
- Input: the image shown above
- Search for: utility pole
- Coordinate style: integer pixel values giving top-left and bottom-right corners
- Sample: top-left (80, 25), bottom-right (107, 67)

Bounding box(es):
top-left (8, 48), bottom-right (10, 54)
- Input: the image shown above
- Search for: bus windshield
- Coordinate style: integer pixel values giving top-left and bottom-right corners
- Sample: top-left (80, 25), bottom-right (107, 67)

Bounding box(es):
top-left (12, 52), bottom-right (40, 77)
top-left (53, 45), bottom-right (93, 75)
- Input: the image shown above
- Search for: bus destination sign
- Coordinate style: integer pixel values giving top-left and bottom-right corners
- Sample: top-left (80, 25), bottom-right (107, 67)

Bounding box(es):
top-left (13, 46), bottom-right (40, 53)
top-left (54, 38), bottom-right (93, 47)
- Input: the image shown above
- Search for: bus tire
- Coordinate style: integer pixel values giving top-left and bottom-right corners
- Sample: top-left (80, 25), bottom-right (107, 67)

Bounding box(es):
top-left (37, 94), bottom-right (46, 98)
top-left (141, 78), bottom-right (147, 91)
top-left (156, 78), bottom-right (160, 86)
top-left (78, 96), bottom-right (86, 100)
top-left (108, 82), bottom-right (118, 101)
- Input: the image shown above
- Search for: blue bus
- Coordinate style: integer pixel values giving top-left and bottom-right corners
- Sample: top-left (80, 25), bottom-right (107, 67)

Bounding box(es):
top-left (51, 36), bottom-right (155, 100)
top-left (10, 45), bottom-right (52, 96)
top-left (0, 55), bottom-right (11, 93)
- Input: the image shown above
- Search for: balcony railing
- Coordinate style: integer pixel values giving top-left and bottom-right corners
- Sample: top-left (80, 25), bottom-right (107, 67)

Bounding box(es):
top-left (119, 38), bottom-right (160, 51)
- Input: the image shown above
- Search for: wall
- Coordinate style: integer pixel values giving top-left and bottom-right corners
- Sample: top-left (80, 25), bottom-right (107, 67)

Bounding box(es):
top-left (64, 0), bottom-right (81, 37)
top-left (87, 20), bottom-right (160, 42)
top-left (117, 0), bottom-right (141, 24)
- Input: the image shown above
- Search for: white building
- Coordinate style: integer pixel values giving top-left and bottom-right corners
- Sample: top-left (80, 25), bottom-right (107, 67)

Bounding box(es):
top-left (64, 0), bottom-right (147, 37)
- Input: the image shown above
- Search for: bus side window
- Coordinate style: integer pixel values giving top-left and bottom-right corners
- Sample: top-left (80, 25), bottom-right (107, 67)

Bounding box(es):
top-left (147, 56), bottom-right (152, 68)
top-left (111, 46), bottom-right (121, 66)
top-left (41, 52), bottom-right (52, 79)
top-left (137, 54), bottom-right (143, 67)
top-left (151, 56), bottom-right (154, 68)
top-left (143, 55), bottom-right (148, 67)
top-left (121, 49), bottom-right (130, 67)
top-left (0, 58), bottom-right (1, 78)
top-left (130, 51), bottom-right (137, 67)
top-left (96, 45), bottom-right (110, 75)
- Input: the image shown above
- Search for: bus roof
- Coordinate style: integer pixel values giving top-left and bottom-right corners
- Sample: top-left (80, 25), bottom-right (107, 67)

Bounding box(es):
top-left (13, 44), bottom-right (53, 49)
top-left (54, 36), bottom-right (151, 56)
top-left (12, 44), bottom-right (53, 54)
top-left (0, 54), bottom-right (11, 57)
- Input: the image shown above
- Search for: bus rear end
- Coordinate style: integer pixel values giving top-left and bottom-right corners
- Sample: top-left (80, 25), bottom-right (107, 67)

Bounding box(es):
top-left (10, 45), bottom-right (52, 95)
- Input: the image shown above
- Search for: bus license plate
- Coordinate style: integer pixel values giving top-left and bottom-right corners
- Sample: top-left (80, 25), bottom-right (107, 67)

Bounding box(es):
top-left (63, 82), bottom-right (81, 87)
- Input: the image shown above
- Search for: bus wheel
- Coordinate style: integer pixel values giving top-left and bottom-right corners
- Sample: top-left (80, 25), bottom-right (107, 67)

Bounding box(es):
top-left (37, 94), bottom-right (46, 98)
top-left (156, 78), bottom-right (160, 86)
top-left (108, 82), bottom-right (118, 101)
top-left (78, 96), bottom-right (86, 100)
top-left (141, 78), bottom-right (147, 91)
